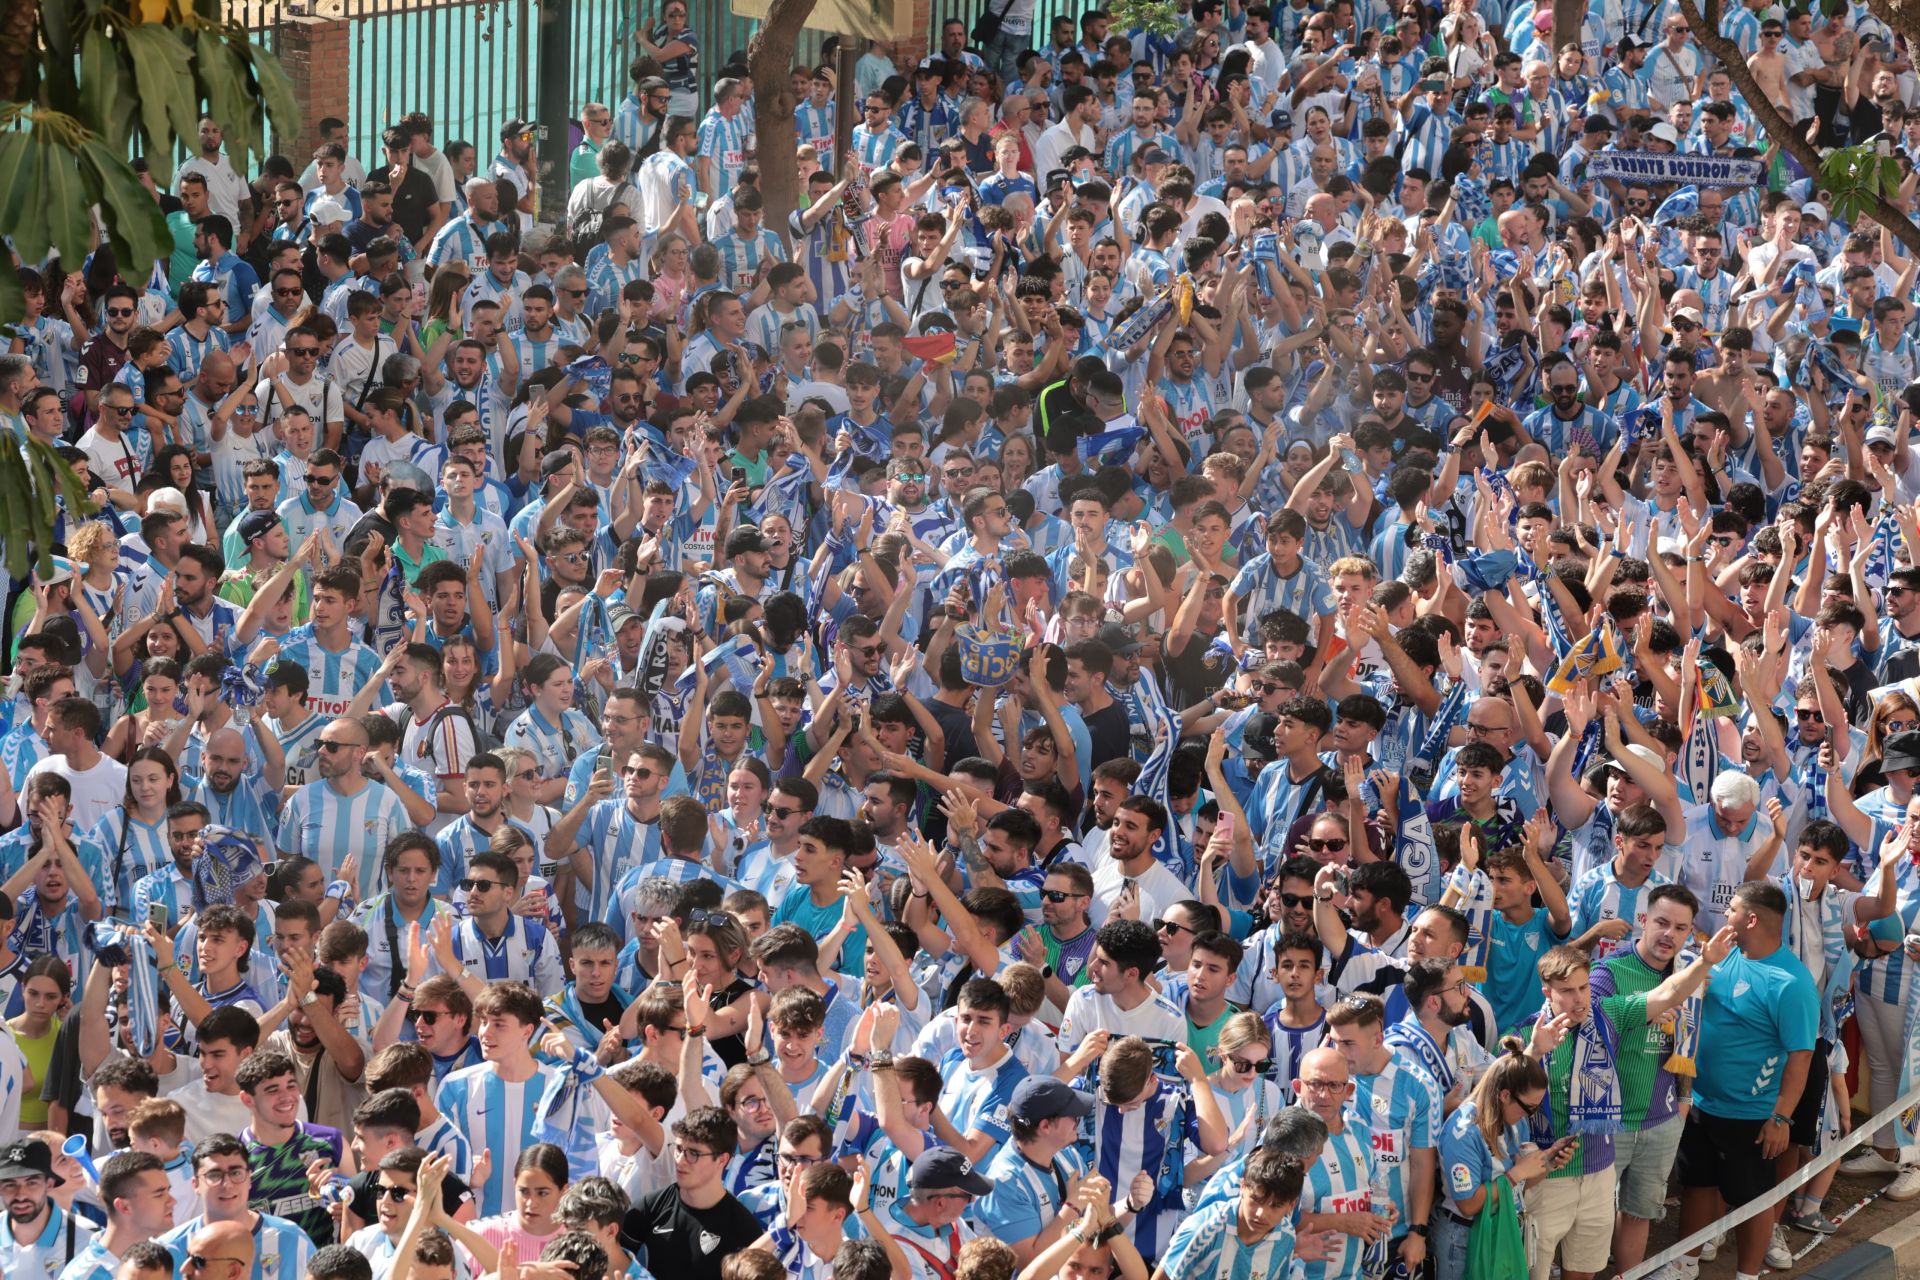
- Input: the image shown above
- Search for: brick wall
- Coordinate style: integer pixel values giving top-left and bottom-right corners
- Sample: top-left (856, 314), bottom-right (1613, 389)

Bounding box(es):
top-left (277, 15), bottom-right (352, 162)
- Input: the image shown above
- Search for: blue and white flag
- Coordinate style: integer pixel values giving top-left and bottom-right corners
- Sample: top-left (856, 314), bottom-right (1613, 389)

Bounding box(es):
top-left (1133, 672), bottom-right (1190, 883)
top-left (566, 356), bottom-right (614, 401)
top-left (1652, 184), bottom-right (1699, 226)
top-left (629, 421), bottom-right (700, 490)
top-left (1615, 403), bottom-right (1662, 446)
top-left (1078, 416), bottom-right (1147, 466)
top-left (1395, 773), bottom-right (1441, 906)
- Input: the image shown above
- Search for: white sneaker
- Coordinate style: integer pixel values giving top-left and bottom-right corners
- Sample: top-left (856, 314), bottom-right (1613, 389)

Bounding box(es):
top-left (1648, 1257), bottom-right (1700, 1280)
top-left (1767, 1225), bottom-right (1794, 1268)
top-left (1701, 1231), bottom-right (1725, 1262)
top-left (1841, 1150), bottom-right (1902, 1176)
top-left (1887, 1165), bottom-right (1920, 1201)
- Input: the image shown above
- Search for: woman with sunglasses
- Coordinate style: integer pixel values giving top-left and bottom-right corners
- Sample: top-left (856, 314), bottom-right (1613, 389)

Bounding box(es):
top-left (1185, 1012), bottom-right (1283, 1188)
top-left (1854, 692), bottom-right (1920, 797)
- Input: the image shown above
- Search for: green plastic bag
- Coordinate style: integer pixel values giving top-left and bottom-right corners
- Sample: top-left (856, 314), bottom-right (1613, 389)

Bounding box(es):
top-left (1466, 1175), bottom-right (1529, 1280)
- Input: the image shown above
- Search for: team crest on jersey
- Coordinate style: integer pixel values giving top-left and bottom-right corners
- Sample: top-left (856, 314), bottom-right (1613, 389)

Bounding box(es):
top-left (699, 1231), bottom-right (721, 1254)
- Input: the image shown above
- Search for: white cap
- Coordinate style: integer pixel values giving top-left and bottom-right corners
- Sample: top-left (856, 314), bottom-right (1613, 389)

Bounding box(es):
top-left (1648, 122), bottom-right (1681, 144)
top-left (309, 198), bottom-right (350, 225)
top-left (1866, 424), bottom-right (1901, 447)
top-left (1802, 201), bottom-right (1829, 221)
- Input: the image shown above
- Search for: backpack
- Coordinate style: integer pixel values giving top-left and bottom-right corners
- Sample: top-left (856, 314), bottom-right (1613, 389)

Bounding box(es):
top-left (421, 701), bottom-right (503, 759)
top-left (568, 181), bottom-right (637, 254)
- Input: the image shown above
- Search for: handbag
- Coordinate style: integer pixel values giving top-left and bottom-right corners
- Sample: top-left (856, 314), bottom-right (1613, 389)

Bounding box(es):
top-left (1466, 1174), bottom-right (1529, 1280)
top-left (971, 0), bottom-right (1015, 47)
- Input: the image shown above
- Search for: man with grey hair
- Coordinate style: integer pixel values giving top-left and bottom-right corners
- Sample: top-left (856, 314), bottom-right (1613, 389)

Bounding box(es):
top-left (0, 354), bottom-right (34, 440)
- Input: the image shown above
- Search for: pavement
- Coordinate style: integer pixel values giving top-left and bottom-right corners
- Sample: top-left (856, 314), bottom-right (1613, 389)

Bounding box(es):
top-left (1637, 1170), bottom-right (1916, 1278)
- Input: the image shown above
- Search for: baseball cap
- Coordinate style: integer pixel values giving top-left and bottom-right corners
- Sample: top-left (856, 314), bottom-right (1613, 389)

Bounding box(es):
top-left (1597, 743), bottom-right (1665, 780)
top-left (1616, 35), bottom-right (1644, 52)
top-left (607, 604), bottom-right (646, 632)
top-left (35, 555), bottom-right (74, 587)
top-left (1269, 109), bottom-right (1295, 132)
top-left (1137, 145), bottom-right (1170, 166)
top-left (1670, 305), bottom-right (1705, 327)
top-left (499, 117), bottom-right (535, 141)
top-left (309, 198), bottom-right (350, 225)
top-left (908, 1148), bottom-right (994, 1196)
top-left (540, 451), bottom-right (576, 478)
top-left (1045, 168), bottom-right (1072, 193)
top-left (1802, 202), bottom-right (1829, 222)
top-left (1866, 424), bottom-right (1901, 448)
top-left (1241, 711), bottom-right (1281, 764)
top-left (638, 75), bottom-right (670, 92)
top-left (238, 510), bottom-right (281, 545)
top-left (1009, 1077), bottom-right (1095, 1126)
top-left (0, 1140), bottom-right (61, 1185)
top-left (1096, 622), bottom-right (1144, 657)
top-left (725, 527), bottom-right (773, 558)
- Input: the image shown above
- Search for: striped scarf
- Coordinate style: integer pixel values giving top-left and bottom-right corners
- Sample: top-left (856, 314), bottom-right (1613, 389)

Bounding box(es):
top-left (1446, 863), bottom-right (1494, 982)
top-left (1540, 1004), bottom-right (1622, 1135)
top-left (1404, 679), bottom-right (1467, 794)
top-left (1135, 672), bottom-right (1190, 884)
top-left (85, 923), bottom-right (160, 1057)
top-left (1395, 773), bottom-right (1442, 907)
top-left (1664, 948), bottom-right (1703, 1077)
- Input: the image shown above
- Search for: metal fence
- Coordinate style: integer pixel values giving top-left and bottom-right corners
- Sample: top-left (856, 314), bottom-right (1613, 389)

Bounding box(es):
top-left (240, 0), bottom-right (1073, 170)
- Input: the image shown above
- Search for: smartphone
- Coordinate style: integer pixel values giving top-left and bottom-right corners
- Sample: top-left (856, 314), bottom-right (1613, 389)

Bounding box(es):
top-left (731, 465), bottom-right (748, 485)
top-left (595, 753), bottom-right (613, 778)
top-left (1333, 869), bottom-right (1352, 896)
top-left (1417, 78), bottom-right (1444, 91)
top-left (147, 902), bottom-right (169, 930)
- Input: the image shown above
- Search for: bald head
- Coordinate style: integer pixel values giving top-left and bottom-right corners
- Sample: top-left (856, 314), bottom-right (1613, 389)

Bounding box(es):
top-left (187, 1219), bottom-right (255, 1275)
top-left (197, 352), bottom-right (238, 400)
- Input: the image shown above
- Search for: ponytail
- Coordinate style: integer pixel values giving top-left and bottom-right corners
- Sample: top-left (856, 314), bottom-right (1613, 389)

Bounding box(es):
top-left (1470, 1035), bottom-right (1548, 1150)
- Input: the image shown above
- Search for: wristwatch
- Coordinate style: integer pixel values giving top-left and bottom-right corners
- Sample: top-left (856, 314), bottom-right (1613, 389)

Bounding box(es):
top-left (1039, 964), bottom-right (1055, 981)
top-left (1771, 1113), bottom-right (1792, 1127)
top-left (1409, 1223), bottom-right (1431, 1239)
top-left (746, 1048), bottom-right (773, 1066)
top-left (300, 990), bottom-right (321, 1008)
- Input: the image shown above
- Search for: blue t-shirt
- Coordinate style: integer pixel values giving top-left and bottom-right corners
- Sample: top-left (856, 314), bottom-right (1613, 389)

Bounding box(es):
top-left (1485, 907), bottom-right (1570, 1036)
top-left (1694, 943), bottom-right (1820, 1120)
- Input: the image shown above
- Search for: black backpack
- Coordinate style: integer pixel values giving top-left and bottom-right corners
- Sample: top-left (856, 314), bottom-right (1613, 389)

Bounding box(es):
top-left (569, 181), bottom-right (637, 254)
top-left (418, 702), bottom-right (503, 760)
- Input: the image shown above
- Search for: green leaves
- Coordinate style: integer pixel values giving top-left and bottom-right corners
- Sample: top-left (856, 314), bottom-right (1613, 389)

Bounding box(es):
top-left (79, 25), bottom-right (136, 152)
top-left (79, 137), bottom-right (171, 269)
top-left (1819, 143), bottom-right (1904, 226)
top-left (123, 24), bottom-right (198, 186)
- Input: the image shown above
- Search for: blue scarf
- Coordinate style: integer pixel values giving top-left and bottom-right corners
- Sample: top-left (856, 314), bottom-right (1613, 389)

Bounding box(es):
top-left (1538, 1004), bottom-right (1622, 1136)
top-left (1383, 1014), bottom-right (1452, 1096)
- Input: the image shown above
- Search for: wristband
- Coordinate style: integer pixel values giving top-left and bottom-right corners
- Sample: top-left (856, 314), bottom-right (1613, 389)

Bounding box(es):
top-left (571, 1047), bottom-right (607, 1082)
top-left (687, 1025), bottom-right (707, 1039)
top-left (158, 961), bottom-right (181, 975)
top-left (325, 880), bottom-right (352, 901)
top-left (397, 986), bottom-right (416, 1004)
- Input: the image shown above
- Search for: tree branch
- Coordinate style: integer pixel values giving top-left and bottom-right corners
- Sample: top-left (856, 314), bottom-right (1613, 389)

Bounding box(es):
top-left (747, 0), bottom-right (816, 250)
top-left (1674, 0), bottom-right (1920, 261)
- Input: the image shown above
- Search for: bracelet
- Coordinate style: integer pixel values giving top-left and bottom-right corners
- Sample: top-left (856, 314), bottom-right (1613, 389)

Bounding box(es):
top-left (686, 1025), bottom-right (707, 1039)
top-left (158, 961), bottom-right (180, 975)
top-left (912, 890), bottom-right (932, 900)
top-left (397, 985), bottom-right (417, 1004)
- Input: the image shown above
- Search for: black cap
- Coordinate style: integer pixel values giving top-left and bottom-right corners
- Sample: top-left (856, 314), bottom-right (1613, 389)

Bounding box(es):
top-left (1270, 109), bottom-right (1295, 132)
top-left (908, 1147), bottom-right (994, 1195)
top-left (1241, 711), bottom-right (1281, 762)
top-left (239, 510), bottom-right (281, 544)
top-left (1045, 168), bottom-right (1072, 192)
top-left (1096, 622), bottom-right (1144, 657)
top-left (1009, 1077), bottom-right (1095, 1125)
top-left (0, 1139), bottom-right (61, 1184)
top-left (1583, 116), bottom-right (1614, 135)
top-left (499, 117), bottom-right (535, 141)
top-left (725, 527), bottom-right (773, 557)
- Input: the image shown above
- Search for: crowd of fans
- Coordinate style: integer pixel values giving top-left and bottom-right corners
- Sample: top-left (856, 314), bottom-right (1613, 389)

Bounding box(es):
top-left (3, 1), bottom-right (1920, 1280)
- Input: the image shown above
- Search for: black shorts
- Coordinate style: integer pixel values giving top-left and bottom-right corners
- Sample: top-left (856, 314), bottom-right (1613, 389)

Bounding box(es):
top-left (1677, 1108), bottom-right (1776, 1208)
top-left (1790, 1039), bottom-right (1833, 1149)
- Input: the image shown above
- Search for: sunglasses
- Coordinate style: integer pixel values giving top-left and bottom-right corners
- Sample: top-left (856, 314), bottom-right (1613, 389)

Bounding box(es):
top-left (1304, 838), bottom-right (1347, 853)
top-left (316, 740), bottom-right (361, 753)
top-left (1041, 889), bottom-right (1083, 903)
top-left (459, 878), bottom-right (504, 892)
top-left (106, 307), bottom-right (136, 318)
top-left (376, 1183), bottom-right (415, 1201)
top-left (1227, 1053), bottom-right (1269, 1073)
top-left (1796, 709), bottom-right (1824, 722)
top-left (1153, 918), bottom-right (1194, 935)
top-left (408, 1008), bottom-right (447, 1025)
top-left (1277, 892), bottom-right (1314, 909)
top-left (767, 804), bottom-right (805, 819)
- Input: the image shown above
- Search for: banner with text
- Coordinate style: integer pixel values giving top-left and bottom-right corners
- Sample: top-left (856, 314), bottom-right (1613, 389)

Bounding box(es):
top-left (1585, 151), bottom-right (1766, 188)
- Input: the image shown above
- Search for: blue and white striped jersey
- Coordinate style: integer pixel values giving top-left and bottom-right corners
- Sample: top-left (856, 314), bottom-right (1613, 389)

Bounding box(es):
top-left (157, 1213), bottom-right (314, 1280)
top-left (443, 913), bottom-right (566, 992)
top-left (274, 623), bottom-right (387, 719)
top-left (1227, 554), bottom-right (1335, 644)
top-left (975, 1140), bottom-right (1091, 1247)
top-left (436, 1060), bottom-right (604, 1214)
top-left (1297, 1121), bottom-right (1375, 1280)
top-left (1084, 1077), bottom-right (1201, 1258)
top-left (280, 779), bottom-right (414, 899)
top-left (1159, 1197), bottom-right (1297, 1280)
top-left (1350, 1050), bottom-right (1442, 1234)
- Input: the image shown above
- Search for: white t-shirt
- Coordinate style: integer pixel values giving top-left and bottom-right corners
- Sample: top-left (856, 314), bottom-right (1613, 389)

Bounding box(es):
top-left (26, 753), bottom-right (128, 832)
top-left (1056, 985), bottom-right (1186, 1052)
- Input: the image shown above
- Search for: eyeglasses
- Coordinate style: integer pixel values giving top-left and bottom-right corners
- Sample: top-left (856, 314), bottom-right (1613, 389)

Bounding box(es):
top-left (671, 1141), bottom-right (722, 1160)
top-left (316, 739), bottom-right (362, 753)
top-left (197, 1166), bottom-right (249, 1185)
top-left (777, 1151), bottom-right (823, 1168)
top-left (376, 1183), bottom-right (416, 1201)
top-left (854, 643), bottom-right (886, 657)
top-left (184, 1258), bottom-right (247, 1274)
top-left (1153, 918), bottom-right (1194, 936)
top-left (1297, 1077), bottom-right (1347, 1093)
top-left (106, 307), bottom-right (136, 318)
top-left (1465, 722), bottom-right (1511, 736)
top-left (460, 878), bottom-right (504, 892)
top-left (1890, 719), bottom-right (1920, 734)
top-left (1304, 837), bottom-right (1348, 853)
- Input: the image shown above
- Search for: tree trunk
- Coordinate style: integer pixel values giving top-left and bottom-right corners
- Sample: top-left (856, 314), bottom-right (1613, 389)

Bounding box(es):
top-left (749, 0), bottom-right (817, 249)
top-left (1859, 0), bottom-right (1920, 53)
top-left (1674, 0), bottom-right (1920, 261)
top-left (1553, 0), bottom-right (1586, 69)
top-left (0, 0), bottom-right (41, 100)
